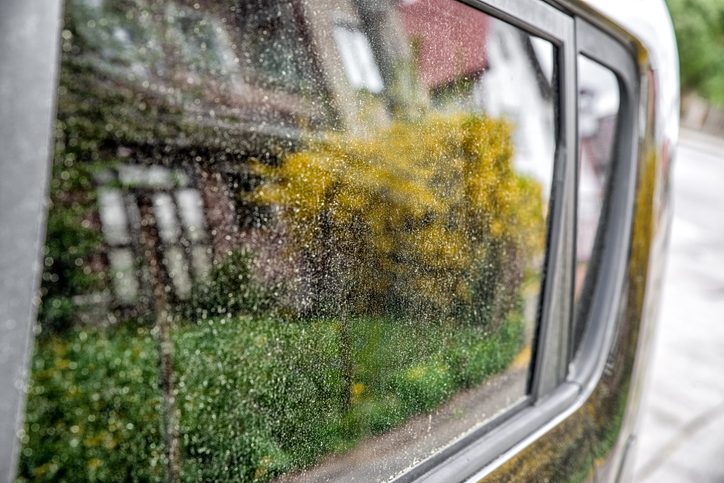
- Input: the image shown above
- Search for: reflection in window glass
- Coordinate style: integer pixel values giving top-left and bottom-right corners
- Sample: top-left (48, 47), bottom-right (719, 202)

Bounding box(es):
top-left (333, 23), bottom-right (385, 93)
top-left (20, 1), bottom-right (558, 482)
top-left (108, 249), bottom-right (139, 303)
top-left (576, 57), bottom-right (620, 300)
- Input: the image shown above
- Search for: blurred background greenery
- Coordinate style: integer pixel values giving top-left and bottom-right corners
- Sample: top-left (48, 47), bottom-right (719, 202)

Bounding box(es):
top-left (667, 0), bottom-right (724, 108)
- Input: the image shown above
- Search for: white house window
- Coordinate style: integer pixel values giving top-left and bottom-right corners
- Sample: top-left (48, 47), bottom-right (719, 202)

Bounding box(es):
top-left (333, 23), bottom-right (384, 93)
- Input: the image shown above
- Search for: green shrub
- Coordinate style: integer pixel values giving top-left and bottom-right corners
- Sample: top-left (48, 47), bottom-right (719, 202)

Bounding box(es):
top-left (182, 249), bottom-right (282, 321)
top-left (17, 326), bottom-right (165, 483)
top-left (173, 317), bottom-right (345, 482)
top-left (172, 312), bottom-right (524, 482)
top-left (20, 312), bottom-right (524, 483)
top-left (345, 313), bottom-right (524, 435)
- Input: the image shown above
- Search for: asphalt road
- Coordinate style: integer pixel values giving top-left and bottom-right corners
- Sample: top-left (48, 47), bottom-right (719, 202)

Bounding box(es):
top-left (633, 128), bottom-right (724, 482)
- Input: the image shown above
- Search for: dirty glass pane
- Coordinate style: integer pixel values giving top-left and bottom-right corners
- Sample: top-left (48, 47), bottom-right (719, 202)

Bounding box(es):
top-left (19, 0), bottom-right (558, 481)
top-left (575, 57), bottom-right (620, 302)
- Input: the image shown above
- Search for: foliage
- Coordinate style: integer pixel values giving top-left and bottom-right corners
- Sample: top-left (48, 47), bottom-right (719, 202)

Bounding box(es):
top-left (182, 249), bottom-right (283, 321)
top-left (173, 316), bottom-right (342, 482)
top-left (16, 326), bottom-right (165, 483)
top-left (252, 113), bottom-right (545, 327)
top-left (174, 312), bottom-right (524, 482)
top-left (20, 312), bottom-right (524, 483)
top-left (666, 0), bottom-right (724, 107)
top-left (37, 139), bottom-right (105, 334)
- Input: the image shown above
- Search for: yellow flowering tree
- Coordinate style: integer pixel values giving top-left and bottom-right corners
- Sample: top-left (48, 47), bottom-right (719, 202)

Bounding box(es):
top-left (252, 112), bottom-right (545, 329)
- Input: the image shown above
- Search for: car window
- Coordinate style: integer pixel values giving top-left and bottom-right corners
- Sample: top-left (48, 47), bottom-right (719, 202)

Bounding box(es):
top-left (573, 55), bottom-right (620, 351)
top-left (18, 0), bottom-right (559, 481)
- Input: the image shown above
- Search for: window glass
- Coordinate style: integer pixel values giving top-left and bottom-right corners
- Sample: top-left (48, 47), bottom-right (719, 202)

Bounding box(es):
top-left (19, 1), bottom-right (558, 481)
top-left (575, 57), bottom-right (620, 301)
top-left (572, 55), bottom-right (620, 356)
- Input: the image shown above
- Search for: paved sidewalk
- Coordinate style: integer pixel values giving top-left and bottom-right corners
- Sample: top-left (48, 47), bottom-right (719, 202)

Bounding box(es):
top-left (633, 128), bottom-right (724, 482)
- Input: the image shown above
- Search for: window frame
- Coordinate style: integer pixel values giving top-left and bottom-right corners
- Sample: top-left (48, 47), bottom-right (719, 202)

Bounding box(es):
top-left (567, 17), bottom-right (640, 395)
top-left (465, 0), bottom-right (579, 407)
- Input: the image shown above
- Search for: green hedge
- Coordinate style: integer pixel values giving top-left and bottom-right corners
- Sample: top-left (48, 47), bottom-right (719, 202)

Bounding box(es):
top-left (174, 314), bottom-right (524, 481)
top-left (19, 313), bottom-right (523, 482)
top-left (17, 326), bottom-right (165, 483)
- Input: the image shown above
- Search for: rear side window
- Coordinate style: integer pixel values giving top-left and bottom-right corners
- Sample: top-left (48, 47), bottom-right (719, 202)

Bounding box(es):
top-left (573, 56), bottom-right (620, 352)
top-left (18, 0), bottom-right (560, 481)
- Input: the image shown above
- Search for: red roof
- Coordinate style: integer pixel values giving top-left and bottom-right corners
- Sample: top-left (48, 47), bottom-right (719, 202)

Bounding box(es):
top-left (399, 0), bottom-right (489, 88)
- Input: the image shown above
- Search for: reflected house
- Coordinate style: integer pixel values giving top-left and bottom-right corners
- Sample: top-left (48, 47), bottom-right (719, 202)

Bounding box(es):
top-left (401, 0), bottom-right (556, 195)
top-left (399, 0), bottom-right (489, 91)
top-left (77, 0), bottom-right (395, 314)
top-left (74, 0), bottom-right (554, 318)
top-left (72, 0), bottom-right (337, 313)
top-left (475, 19), bottom-right (557, 197)
top-left (79, 0), bottom-right (415, 314)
